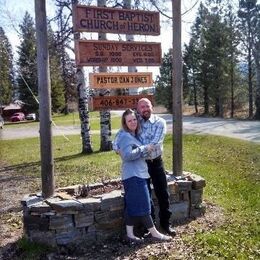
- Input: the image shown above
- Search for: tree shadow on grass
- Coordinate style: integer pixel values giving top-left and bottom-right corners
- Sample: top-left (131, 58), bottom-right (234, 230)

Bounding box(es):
top-left (54, 150), bottom-right (102, 162)
top-left (0, 161), bottom-right (41, 174)
top-left (0, 174), bottom-right (39, 184)
top-left (0, 150), bottom-right (107, 175)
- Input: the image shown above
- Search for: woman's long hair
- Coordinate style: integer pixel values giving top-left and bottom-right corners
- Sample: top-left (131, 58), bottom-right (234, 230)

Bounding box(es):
top-left (121, 108), bottom-right (140, 135)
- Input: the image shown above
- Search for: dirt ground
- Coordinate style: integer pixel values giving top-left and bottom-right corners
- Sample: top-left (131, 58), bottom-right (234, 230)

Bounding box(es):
top-left (0, 161), bottom-right (225, 260)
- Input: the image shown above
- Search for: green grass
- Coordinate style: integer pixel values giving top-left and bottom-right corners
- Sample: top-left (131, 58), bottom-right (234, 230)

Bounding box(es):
top-left (3, 111), bottom-right (121, 130)
top-left (55, 111), bottom-right (121, 130)
top-left (180, 135), bottom-right (260, 259)
top-left (0, 132), bottom-right (259, 259)
top-left (0, 134), bottom-right (121, 190)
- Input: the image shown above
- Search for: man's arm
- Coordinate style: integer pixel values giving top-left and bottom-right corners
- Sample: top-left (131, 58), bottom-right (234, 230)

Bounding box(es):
top-left (150, 117), bottom-right (167, 145)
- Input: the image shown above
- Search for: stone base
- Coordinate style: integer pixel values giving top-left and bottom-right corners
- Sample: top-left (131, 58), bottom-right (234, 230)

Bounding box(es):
top-left (21, 172), bottom-right (206, 247)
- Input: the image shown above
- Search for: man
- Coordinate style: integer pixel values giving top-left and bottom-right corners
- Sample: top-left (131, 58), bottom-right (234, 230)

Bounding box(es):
top-left (136, 98), bottom-right (176, 236)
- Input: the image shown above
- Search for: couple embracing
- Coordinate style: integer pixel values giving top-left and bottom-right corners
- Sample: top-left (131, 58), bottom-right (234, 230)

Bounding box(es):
top-left (113, 98), bottom-right (176, 243)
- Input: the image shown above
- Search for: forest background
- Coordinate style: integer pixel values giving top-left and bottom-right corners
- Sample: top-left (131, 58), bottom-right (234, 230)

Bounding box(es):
top-left (0, 0), bottom-right (260, 121)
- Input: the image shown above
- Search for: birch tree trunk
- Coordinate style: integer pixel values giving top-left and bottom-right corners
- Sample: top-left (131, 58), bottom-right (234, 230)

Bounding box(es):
top-left (76, 68), bottom-right (93, 153)
top-left (98, 0), bottom-right (112, 151)
top-left (73, 0), bottom-right (93, 153)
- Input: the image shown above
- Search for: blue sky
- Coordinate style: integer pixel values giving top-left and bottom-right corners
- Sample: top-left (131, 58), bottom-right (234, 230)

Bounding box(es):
top-left (0, 0), bottom-right (56, 50)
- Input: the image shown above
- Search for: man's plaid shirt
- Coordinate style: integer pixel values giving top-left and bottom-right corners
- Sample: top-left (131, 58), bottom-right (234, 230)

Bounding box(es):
top-left (138, 114), bottom-right (166, 160)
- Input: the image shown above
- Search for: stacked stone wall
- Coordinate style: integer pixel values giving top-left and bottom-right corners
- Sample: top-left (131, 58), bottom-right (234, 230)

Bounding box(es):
top-left (21, 172), bottom-right (206, 247)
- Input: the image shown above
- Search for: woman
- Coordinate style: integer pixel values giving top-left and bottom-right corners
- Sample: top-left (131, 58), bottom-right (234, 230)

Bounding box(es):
top-left (114, 109), bottom-right (171, 243)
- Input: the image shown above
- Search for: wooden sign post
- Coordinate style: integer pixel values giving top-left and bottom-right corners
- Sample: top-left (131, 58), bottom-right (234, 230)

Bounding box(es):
top-left (35, 0), bottom-right (54, 198)
top-left (172, 0), bottom-right (182, 176)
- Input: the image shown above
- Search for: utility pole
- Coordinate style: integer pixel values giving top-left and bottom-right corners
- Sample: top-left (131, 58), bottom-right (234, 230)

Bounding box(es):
top-left (34, 0), bottom-right (54, 198)
top-left (172, 0), bottom-right (183, 176)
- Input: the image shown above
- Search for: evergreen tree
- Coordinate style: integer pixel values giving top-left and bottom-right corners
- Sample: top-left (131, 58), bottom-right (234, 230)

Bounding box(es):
top-left (48, 25), bottom-right (65, 113)
top-left (225, 4), bottom-right (241, 118)
top-left (181, 3), bottom-right (212, 115)
top-left (156, 1), bottom-right (233, 116)
top-left (60, 50), bottom-right (77, 113)
top-left (55, 1), bottom-right (77, 114)
top-left (238, 0), bottom-right (258, 118)
top-left (195, 1), bottom-right (232, 117)
top-left (182, 1), bottom-right (242, 118)
top-left (154, 50), bottom-right (172, 112)
top-left (0, 27), bottom-right (14, 106)
top-left (17, 12), bottom-right (38, 113)
top-left (183, 13), bottom-right (205, 114)
top-left (252, 2), bottom-right (260, 119)
top-left (191, 3), bottom-right (211, 115)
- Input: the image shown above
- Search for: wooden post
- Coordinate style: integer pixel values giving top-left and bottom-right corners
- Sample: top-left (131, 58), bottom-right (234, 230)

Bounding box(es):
top-left (72, 0), bottom-right (93, 153)
top-left (172, 0), bottom-right (183, 176)
top-left (34, 0), bottom-right (54, 198)
top-left (98, 0), bottom-right (112, 151)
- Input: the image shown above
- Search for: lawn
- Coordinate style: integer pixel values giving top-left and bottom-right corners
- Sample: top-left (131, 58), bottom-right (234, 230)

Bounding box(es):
top-left (3, 111), bottom-right (121, 130)
top-left (0, 118), bottom-right (259, 258)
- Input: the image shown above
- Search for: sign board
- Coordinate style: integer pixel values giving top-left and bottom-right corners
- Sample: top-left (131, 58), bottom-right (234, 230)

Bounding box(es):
top-left (89, 72), bottom-right (153, 89)
top-left (73, 5), bottom-right (160, 36)
top-left (75, 40), bottom-right (161, 66)
top-left (91, 95), bottom-right (154, 110)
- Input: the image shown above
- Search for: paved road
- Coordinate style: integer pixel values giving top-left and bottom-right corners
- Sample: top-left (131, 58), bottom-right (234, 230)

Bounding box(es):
top-left (0, 115), bottom-right (260, 143)
top-left (162, 115), bottom-right (260, 143)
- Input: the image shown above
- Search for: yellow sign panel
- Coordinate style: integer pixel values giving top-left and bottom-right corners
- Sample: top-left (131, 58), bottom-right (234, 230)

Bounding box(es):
top-left (75, 40), bottom-right (162, 66)
top-left (73, 5), bottom-right (160, 36)
top-left (89, 72), bottom-right (153, 89)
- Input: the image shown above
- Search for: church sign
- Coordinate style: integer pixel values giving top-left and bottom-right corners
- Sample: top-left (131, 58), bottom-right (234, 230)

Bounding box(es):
top-left (89, 72), bottom-right (153, 89)
top-left (91, 95), bottom-right (154, 110)
top-left (73, 5), bottom-right (160, 35)
top-left (75, 40), bottom-right (161, 66)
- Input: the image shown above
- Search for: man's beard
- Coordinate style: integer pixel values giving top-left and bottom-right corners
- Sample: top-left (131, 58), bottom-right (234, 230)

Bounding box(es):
top-left (141, 111), bottom-right (151, 120)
